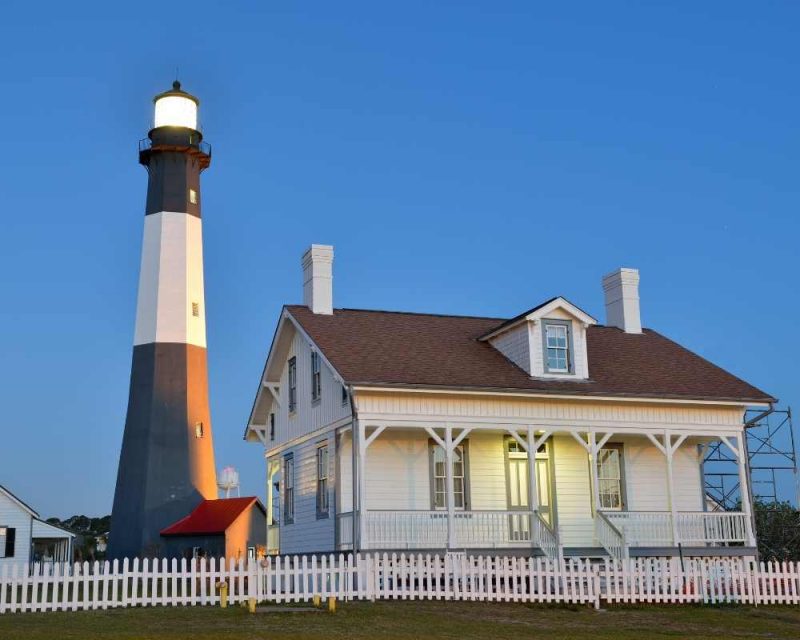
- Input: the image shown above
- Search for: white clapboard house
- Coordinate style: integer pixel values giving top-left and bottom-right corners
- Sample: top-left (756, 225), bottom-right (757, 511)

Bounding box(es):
top-left (0, 485), bottom-right (75, 570)
top-left (245, 246), bottom-right (774, 560)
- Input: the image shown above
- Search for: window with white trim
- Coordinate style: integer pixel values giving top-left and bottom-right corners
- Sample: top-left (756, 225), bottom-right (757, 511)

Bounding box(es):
top-left (311, 351), bottom-right (321, 402)
top-left (283, 454), bottom-right (295, 524)
top-left (430, 444), bottom-right (468, 510)
top-left (597, 445), bottom-right (625, 511)
top-left (288, 357), bottom-right (297, 412)
top-left (316, 444), bottom-right (329, 518)
top-left (544, 321), bottom-right (572, 373)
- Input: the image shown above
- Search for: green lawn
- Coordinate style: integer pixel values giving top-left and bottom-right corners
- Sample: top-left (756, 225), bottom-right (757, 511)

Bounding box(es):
top-left (1, 601), bottom-right (800, 639)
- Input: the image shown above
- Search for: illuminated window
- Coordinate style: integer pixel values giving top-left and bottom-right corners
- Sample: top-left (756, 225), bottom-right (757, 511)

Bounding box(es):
top-left (597, 445), bottom-right (626, 511)
top-left (195, 422), bottom-right (204, 438)
top-left (430, 444), bottom-right (468, 510)
top-left (189, 189), bottom-right (198, 205)
top-left (191, 302), bottom-right (200, 317)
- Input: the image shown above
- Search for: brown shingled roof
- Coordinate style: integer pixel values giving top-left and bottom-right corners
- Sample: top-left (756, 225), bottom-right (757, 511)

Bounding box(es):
top-left (286, 305), bottom-right (775, 404)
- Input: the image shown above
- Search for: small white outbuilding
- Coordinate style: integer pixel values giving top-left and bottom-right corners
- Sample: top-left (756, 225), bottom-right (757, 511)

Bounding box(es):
top-left (0, 484), bottom-right (75, 571)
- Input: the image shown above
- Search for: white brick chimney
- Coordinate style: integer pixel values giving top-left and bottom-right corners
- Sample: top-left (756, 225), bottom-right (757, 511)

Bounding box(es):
top-left (602, 268), bottom-right (642, 334)
top-left (302, 245), bottom-right (334, 315)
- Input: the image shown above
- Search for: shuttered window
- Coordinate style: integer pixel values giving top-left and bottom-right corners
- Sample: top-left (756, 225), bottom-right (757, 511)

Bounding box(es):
top-left (311, 352), bottom-right (321, 402)
top-left (288, 357), bottom-right (297, 413)
top-left (316, 444), bottom-right (329, 518)
top-left (283, 454), bottom-right (295, 524)
top-left (0, 527), bottom-right (15, 558)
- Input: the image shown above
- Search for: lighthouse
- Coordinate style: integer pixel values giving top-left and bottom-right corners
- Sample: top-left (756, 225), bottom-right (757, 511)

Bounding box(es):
top-left (109, 82), bottom-right (217, 560)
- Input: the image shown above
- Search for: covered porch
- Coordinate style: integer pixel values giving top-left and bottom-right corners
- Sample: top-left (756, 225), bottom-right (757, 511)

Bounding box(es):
top-left (339, 421), bottom-right (755, 559)
top-left (30, 519), bottom-right (74, 566)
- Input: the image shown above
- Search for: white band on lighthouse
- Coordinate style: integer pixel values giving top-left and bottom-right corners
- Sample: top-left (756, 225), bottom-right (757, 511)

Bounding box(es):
top-left (134, 211), bottom-right (207, 348)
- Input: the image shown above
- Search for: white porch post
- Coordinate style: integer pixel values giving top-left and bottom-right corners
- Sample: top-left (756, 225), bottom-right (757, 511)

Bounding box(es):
top-left (664, 430), bottom-right (679, 545)
top-left (445, 426), bottom-right (455, 549)
top-left (589, 432), bottom-right (601, 514)
top-left (736, 434), bottom-right (756, 546)
top-left (357, 420), bottom-right (367, 551)
top-left (526, 426), bottom-right (538, 514)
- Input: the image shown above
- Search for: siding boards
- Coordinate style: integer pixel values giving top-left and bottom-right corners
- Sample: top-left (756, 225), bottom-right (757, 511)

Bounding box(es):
top-left (277, 432), bottom-right (336, 555)
top-left (356, 391), bottom-right (744, 430)
top-left (266, 329), bottom-right (351, 449)
top-left (552, 436), bottom-right (594, 547)
top-left (0, 493), bottom-right (32, 570)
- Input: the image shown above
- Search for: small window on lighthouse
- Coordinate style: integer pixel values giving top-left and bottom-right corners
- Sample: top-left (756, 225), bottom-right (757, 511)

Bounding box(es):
top-left (195, 422), bottom-right (204, 438)
top-left (189, 189), bottom-right (198, 205)
top-left (192, 302), bottom-right (200, 317)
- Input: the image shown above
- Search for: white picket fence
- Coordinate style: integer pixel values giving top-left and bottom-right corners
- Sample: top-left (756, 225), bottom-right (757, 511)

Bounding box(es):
top-left (2, 554), bottom-right (800, 614)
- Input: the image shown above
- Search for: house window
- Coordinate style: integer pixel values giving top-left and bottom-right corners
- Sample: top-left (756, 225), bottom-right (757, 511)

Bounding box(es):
top-left (269, 413), bottom-right (275, 441)
top-left (597, 445), bottom-right (625, 511)
top-left (430, 444), bottom-right (468, 510)
top-left (316, 444), bottom-right (329, 518)
top-left (311, 352), bottom-right (321, 402)
top-left (288, 357), bottom-right (297, 413)
top-left (284, 454), bottom-right (295, 524)
top-left (189, 189), bottom-right (198, 204)
top-left (543, 320), bottom-right (572, 373)
top-left (0, 527), bottom-right (15, 558)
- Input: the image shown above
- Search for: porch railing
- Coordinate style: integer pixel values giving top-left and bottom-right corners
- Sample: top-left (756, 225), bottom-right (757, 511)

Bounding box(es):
top-left (676, 512), bottom-right (748, 545)
top-left (595, 512), bottom-right (626, 560)
top-left (601, 511), bottom-right (748, 550)
top-left (363, 510), bottom-right (559, 554)
top-left (267, 524), bottom-right (280, 555)
top-left (336, 511), bottom-right (354, 550)
top-left (603, 512), bottom-right (673, 546)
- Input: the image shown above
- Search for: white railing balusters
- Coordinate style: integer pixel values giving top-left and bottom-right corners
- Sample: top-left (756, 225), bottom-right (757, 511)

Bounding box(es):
top-left (601, 511), bottom-right (748, 548)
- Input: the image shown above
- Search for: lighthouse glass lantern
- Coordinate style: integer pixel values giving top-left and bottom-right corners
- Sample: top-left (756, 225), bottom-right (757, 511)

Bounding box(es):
top-left (153, 81), bottom-right (199, 130)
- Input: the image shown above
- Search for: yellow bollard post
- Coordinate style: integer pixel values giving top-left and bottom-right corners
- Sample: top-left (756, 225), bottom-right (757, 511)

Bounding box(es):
top-left (327, 597), bottom-right (336, 613)
top-left (312, 594), bottom-right (321, 608)
top-left (248, 597), bottom-right (257, 614)
top-left (217, 581), bottom-right (228, 608)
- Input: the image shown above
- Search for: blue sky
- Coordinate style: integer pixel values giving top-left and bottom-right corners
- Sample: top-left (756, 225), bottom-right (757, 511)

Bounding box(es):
top-left (0, 2), bottom-right (797, 517)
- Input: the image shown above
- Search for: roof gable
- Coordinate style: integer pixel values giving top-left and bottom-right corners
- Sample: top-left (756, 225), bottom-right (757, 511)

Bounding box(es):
top-left (479, 297), bottom-right (597, 342)
top-left (0, 484), bottom-right (39, 518)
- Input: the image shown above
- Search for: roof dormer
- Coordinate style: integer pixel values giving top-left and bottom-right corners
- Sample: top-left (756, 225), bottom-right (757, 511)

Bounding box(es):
top-left (479, 297), bottom-right (597, 380)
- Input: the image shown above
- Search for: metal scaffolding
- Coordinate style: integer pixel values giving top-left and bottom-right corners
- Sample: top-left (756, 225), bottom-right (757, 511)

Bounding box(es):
top-left (703, 407), bottom-right (797, 509)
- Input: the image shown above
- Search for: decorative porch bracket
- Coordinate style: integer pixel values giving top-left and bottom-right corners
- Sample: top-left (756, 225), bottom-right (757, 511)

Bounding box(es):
top-left (262, 381), bottom-right (281, 407)
top-left (424, 426), bottom-right (473, 548)
top-left (570, 430), bottom-right (614, 513)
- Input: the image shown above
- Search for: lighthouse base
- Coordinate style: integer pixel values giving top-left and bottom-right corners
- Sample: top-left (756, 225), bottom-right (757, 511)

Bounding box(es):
top-left (108, 342), bottom-right (217, 560)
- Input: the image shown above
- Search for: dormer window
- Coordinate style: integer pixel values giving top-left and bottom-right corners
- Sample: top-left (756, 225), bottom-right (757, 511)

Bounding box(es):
top-left (543, 320), bottom-right (573, 374)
